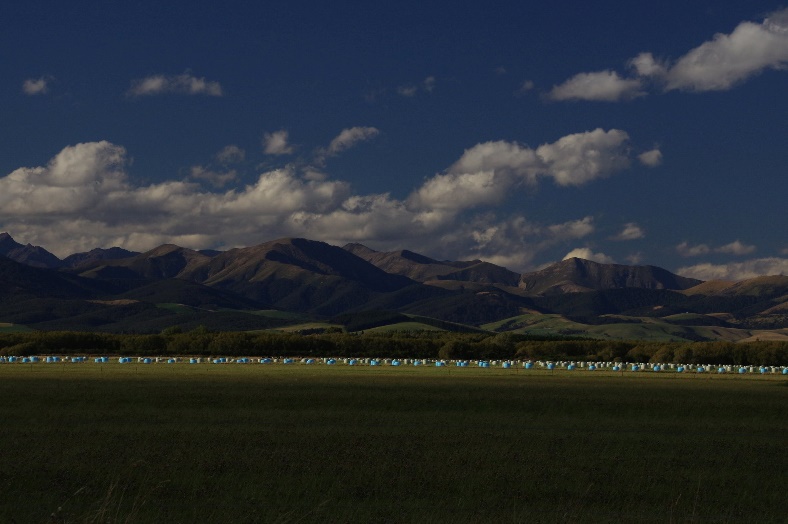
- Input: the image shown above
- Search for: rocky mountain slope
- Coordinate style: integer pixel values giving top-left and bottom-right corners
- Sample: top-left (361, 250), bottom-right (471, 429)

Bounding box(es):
top-left (2, 232), bottom-right (787, 335)
top-left (519, 257), bottom-right (702, 295)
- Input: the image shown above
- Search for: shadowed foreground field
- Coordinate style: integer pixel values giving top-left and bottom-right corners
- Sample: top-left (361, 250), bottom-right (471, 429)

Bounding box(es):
top-left (0, 365), bottom-right (786, 523)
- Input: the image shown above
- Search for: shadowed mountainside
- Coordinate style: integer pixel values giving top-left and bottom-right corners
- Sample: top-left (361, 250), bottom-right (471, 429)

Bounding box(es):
top-left (343, 243), bottom-right (521, 286)
top-left (0, 232), bottom-right (62, 269)
top-left (519, 257), bottom-right (702, 295)
top-left (3, 232), bottom-right (788, 335)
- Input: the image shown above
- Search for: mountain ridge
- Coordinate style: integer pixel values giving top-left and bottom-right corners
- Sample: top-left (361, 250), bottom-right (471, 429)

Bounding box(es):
top-left (3, 232), bottom-right (788, 336)
top-left (519, 257), bottom-right (702, 295)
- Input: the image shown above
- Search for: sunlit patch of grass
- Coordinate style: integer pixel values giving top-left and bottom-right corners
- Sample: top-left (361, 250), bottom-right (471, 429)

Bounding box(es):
top-left (359, 322), bottom-right (446, 333)
top-left (0, 323), bottom-right (33, 333)
top-left (274, 322), bottom-right (343, 332)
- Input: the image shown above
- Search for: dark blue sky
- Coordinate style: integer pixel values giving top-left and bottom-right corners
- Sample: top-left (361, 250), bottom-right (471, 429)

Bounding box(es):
top-left (1, 0), bottom-right (786, 279)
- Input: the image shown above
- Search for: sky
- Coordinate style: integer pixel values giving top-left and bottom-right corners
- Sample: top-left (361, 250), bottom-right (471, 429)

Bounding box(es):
top-left (1, 0), bottom-right (787, 280)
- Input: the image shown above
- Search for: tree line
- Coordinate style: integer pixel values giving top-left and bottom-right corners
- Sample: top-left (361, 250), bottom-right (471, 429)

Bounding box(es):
top-left (0, 329), bottom-right (786, 366)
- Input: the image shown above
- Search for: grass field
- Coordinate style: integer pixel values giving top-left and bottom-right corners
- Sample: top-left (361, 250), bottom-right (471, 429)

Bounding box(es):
top-left (361, 321), bottom-right (447, 333)
top-left (0, 322), bottom-right (34, 333)
top-left (482, 312), bottom-right (788, 342)
top-left (0, 364), bottom-right (786, 523)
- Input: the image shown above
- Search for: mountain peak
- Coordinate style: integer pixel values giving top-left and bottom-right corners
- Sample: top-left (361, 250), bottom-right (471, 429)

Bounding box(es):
top-left (61, 246), bottom-right (140, 269)
top-left (0, 233), bottom-right (62, 268)
top-left (520, 258), bottom-right (702, 296)
top-left (0, 232), bottom-right (21, 250)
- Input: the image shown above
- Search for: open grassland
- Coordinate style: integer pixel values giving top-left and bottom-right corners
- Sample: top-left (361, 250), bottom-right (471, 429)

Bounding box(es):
top-left (0, 323), bottom-right (33, 333)
top-left (489, 314), bottom-right (698, 342)
top-left (0, 364), bottom-right (786, 523)
top-left (360, 321), bottom-right (447, 334)
top-left (482, 312), bottom-right (788, 343)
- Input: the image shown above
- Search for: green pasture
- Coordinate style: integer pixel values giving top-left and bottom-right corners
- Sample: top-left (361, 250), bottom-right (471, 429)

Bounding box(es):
top-left (274, 321), bottom-right (343, 332)
top-left (482, 312), bottom-right (782, 342)
top-left (360, 321), bottom-right (447, 333)
top-left (0, 323), bottom-right (33, 333)
top-left (0, 364), bottom-right (785, 523)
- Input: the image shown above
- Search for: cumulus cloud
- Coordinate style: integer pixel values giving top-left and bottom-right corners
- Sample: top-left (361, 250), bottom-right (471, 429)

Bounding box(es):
top-left (535, 129), bottom-right (632, 186)
top-left (189, 166), bottom-right (238, 188)
top-left (665, 8), bottom-right (788, 91)
top-left (677, 258), bottom-right (788, 281)
top-left (0, 141), bottom-right (347, 255)
top-left (547, 216), bottom-right (596, 240)
top-left (322, 126), bottom-right (380, 158)
top-left (437, 215), bottom-right (596, 271)
top-left (22, 77), bottom-right (51, 95)
top-left (0, 139), bottom-right (615, 271)
top-left (550, 8), bottom-right (788, 101)
top-left (215, 145), bottom-right (245, 164)
top-left (677, 240), bottom-right (756, 257)
top-left (548, 70), bottom-right (645, 102)
top-left (629, 53), bottom-right (668, 78)
top-left (408, 129), bottom-right (632, 214)
top-left (677, 242), bottom-right (711, 257)
top-left (263, 130), bottom-right (295, 155)
top-left (638, 148), bottom-right (663, 167)
top-left (612, 223), bottom-right (645, 241)
top-left (563, 248), bottom-right (615, 264)
top-left (517, 80), bottom-right (535, 95)
top-left (409, 170), bottom-right (505, 213)
top-left (716, 240), bottom-right (757, 255)
top-left (127, 73), bottom-right (223, 96)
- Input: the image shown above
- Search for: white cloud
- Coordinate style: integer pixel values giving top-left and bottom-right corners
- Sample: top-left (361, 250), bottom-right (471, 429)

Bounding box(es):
top-left (409, 129), bottom-right (631, 214)
top-left (22, 77), bottom-right (50, 95)
top-left (676, 242), bottom-right (711, 257)
top-left (263, 130), bottom-right (295, 155)
top-left (517, 80), bottom-right (535, 95)
top-left (0, 137), bottom-right (624, 272)
top-left (716, 240), bottom-right (756, 255)
top-left (563, 248), bottom-right (615, 264)
top-left (535, 129), bottom-right (631, 186)
top-left (677, 240), bottom-right (756, 257)
top-left (409, 170), bottom-right (507, 213)
top-left (638, 148), bottom-right (663, 167)
top-left (612, 223), bottom-right (645, 241)
top-left (216, 145), bottom-right (245, 164)
top-left (447, 141), bottom-right (541, 184)
top-left (189, 166), bottom-right (238, 188)
top-left (665, 8), bottom-right (788, 91)
top-left (0, 142), bottom-right (348, 255)
top-left (677, 258), bottom-right (788, 281)
top-left (439, 215), bottom-right (596, 271)
top-left (547, 217), bottom-right (595, 240)
top-left (551, 8), bottom-right (788, 102)
top-left (548, 70), bottom-right (644, 102)
top-left (629, 53), bottom-right (668, 78)
top-left (324, 126), bottom-right (380, 157)
top-left (127, 73), bottom-right (223, 96)
top-left (302, 167), bottom-right (328, 181)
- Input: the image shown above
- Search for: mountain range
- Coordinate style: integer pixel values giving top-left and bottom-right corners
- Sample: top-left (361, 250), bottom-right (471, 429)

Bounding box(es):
top-left (1, 232), bottom-right (787, 341)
